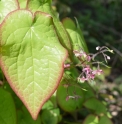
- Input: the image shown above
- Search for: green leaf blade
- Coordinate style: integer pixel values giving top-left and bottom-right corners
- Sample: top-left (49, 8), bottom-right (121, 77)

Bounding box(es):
top-left (40, 108), bottom-right (60, 124)
top-left (83, 114), bottom-right (99, 124)
top-left (62, 18), bottom-right (88, 53)
top-left (83, 114), bottom-right (113, 124)
top-left (0, 10), bottom-right (67, 120)
top-left (84, 98), bottom-right (107, 115)
top-left (0, 88), bottom-right (16, 124)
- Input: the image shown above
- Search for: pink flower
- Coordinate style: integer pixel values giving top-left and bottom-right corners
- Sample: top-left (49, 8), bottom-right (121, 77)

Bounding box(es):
top-left (64, 64), bottom-right (70, 68)
top-left (87, 73), bottom-right (95, 80)
top-left (66, 96), bottom-right (70, 101)
top-left (82, 52), bottom-right (87, 58)
top-left (73, 50), bottom-right (81, 57)
top-left (92, 69), bottom-right (103, 75)
top-left (87, 55), bottom-right (91, 62)
top-left (78, 76), bottom-right (87, 83)
top-left (73, 50), bottom-right (87, 59)
top-left (90, 73), bottom-right (95, 79)
top-left (83, 65), bottom-right (92, 74)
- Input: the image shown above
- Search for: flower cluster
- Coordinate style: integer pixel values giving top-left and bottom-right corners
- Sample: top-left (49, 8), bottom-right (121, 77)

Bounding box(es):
top-left (73, 50), bottom-right (91, 62)
top-left (73, 46), bottom-right (113, 83)
top-left (77, 65), bottom-right (103, 83)
top-left (64, 46), bottom-right (113, 101)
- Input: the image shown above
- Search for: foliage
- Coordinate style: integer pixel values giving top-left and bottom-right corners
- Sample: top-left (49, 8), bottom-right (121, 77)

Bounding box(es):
top-left (0, 0), bottom-right (113, 124)
top-left (57, 0), bottom-right (122, 67)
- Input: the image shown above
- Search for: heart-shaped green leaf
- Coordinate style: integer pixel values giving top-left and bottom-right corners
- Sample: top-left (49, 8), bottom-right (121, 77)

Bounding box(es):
top-left (0, 88), bottom-right (16, 124)
top-left (0, 10), bottom-right (67, 119)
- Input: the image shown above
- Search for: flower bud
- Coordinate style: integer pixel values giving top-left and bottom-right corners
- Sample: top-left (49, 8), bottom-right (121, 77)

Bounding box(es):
top-left (96, 46), bottom-right (100, 50)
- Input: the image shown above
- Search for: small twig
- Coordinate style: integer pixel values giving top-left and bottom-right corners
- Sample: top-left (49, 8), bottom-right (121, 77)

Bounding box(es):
top-left (106, 43), bottom-right (122, 58)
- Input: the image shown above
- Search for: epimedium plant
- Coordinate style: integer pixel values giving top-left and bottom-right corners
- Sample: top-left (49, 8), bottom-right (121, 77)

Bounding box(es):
top-left (0, 0), bottom-right (113, 124)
